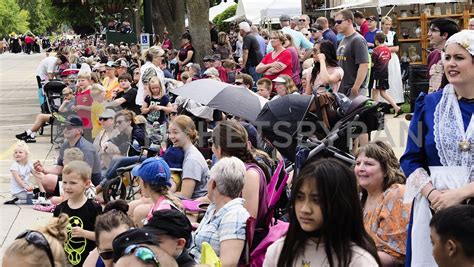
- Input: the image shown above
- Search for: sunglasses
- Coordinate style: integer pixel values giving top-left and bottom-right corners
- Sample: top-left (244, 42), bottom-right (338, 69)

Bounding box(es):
top-left (16, 230), bottom-right (55, 267)
top-left (299, 19), bottom-right (306, 22)
top-left (335, 19), bottom-right (346, 25)
top-left (99, 249), bottom-right (114, 260)
top-left (123, 245), bottom-right (160, 266)
top-left (234, 81), bottom-right (243, 85)
top-left (99, 117), bottom-right (111, 121)
top-left (100, 70), bottom-right (107, 74)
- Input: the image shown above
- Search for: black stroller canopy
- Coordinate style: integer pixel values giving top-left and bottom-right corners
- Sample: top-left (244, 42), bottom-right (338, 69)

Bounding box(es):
top-left (255, 94), bottom-right (315, 162)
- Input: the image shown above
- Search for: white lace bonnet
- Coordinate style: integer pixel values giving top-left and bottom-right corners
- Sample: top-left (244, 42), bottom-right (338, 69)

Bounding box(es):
top-left (445, 30), bottom-right (474, 56)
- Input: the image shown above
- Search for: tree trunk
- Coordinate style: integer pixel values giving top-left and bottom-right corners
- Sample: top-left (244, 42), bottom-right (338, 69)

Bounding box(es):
top-left (186, 0), bottom-right (212, 66)
top-left (151, 0), bottom-right (185, 49)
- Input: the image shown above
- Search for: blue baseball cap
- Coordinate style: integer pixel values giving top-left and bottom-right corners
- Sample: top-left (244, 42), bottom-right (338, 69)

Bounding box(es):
top-left (131, 157), bottom-right (171, 187)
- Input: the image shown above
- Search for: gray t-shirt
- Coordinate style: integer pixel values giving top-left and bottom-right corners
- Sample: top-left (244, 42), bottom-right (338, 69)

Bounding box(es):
top-left (57, 137), bottom-right (102, 185)
top-left (337, 32), bottom-right (369, 96)
top-left (182, 145), bottom-right (209, 199)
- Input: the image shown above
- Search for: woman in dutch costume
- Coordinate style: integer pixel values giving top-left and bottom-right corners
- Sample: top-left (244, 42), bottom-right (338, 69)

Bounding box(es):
top-left (400, 30), bottom-right (474, 267)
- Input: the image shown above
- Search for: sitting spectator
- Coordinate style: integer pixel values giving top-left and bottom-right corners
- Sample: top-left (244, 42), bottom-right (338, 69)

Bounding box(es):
top-left (223, 59), bottom-right (237, 84)
top-left (105, 110), bottom-right (145, 157)
top-left (83, 200), bottom-right (134, 267)
top-left (4, 142), bottom-right (48, 205)
top-left (141, 76), bottom-right (173, 126)
top-left (107, 73), bottom-right (141, 116)
top-left (256, 78), bottom-right (272, 99)
top-left (168, 115), bottom-right (209, 199)
top-left (129, 157), bottom-right (183, 226)
top-left (264, 158), bottom-right (380, 266)
top-left (430, 205), bottom-right (474, 267)
top-left (93, 109), bottom-right (119, 169)
top-left (190, 157), bottom-right (250, 265)
top-left (90, 84), bottom-right (107, 139)
top-left (2, 214), bottom-right (69, 267)
top-left (271, 74), bottom-right (298, 100)
top-left (143, 209), bottom-right (195, 266)
top-left (33, 115), bottom-right (102, 188)
top-left (103, 61), bottom-right (119, 100)
top-left (235, 73), bottom-right (254, 90)
top-left (305, 40), bottom-right (343, 95)
top-left (15, 86), bottom-right (75, 143)
top-left (112, 228), bottom-right (178, 266)
top-left (354, 141), bottom-right (411, 266)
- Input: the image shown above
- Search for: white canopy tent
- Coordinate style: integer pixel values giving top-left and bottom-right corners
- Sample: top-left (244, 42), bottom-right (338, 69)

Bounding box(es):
top-left (223, 0), bottom-right (274, 23)
top-left (259, 0), bottom-right (303, 21)
top-left (209, 0), bottom-right (237, 21)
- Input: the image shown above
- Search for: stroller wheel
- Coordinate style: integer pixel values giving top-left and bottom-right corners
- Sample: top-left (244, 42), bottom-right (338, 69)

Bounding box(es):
top-left (102, 178), bottom-right (127, 203)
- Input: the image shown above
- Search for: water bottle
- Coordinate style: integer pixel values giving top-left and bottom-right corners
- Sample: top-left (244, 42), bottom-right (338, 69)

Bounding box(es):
top-left (26, 191), bottom-right (33, 205)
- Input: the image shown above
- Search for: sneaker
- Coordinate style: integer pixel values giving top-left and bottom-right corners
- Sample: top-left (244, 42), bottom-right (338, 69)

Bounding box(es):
top-left (15, 131), bottom-right (28, 140)
top-left (34, 197), bottom-right (51, 206)
top-left (4, 197), bottom-right (18, 204)
top-left (23, 136), bottom-right (36, 143)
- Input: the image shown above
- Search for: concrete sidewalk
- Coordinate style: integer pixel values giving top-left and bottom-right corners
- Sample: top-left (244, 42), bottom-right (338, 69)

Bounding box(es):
top-left (0, 52), bottom-right (57, 260)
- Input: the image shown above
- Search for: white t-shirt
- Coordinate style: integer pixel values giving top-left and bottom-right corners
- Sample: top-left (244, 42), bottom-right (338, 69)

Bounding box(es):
top-left (36, 56), bottom-right (58, 81)
top-left (10, 161), bottom-right (33, 195)
top-left (264, 237), bottom-right (379, 267)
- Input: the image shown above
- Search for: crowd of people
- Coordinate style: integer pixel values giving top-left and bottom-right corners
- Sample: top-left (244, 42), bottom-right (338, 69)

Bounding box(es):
top-left (2, 8), bottom-right (474, 267)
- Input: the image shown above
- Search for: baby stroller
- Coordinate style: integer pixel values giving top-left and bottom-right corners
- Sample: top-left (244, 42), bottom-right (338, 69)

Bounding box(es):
top-left (255, 93), bottom-right (385, 170)
top-left (39, 80), bottom-right (67, 143)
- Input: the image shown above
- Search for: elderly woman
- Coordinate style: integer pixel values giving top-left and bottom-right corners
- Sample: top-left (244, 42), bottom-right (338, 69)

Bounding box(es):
top-left (400, 30), bottom-right (474, 266)
top-left (190, 157), bottom-right (250, 266)
top-left (256, 30), bottom-right (292, 83)
top-left (271, 74), bottom-right (299, 101)
top-left (355, 141), bottom-right (411, 266)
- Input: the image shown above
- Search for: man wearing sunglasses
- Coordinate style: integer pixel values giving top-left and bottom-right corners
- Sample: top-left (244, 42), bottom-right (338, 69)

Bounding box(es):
top-left (299, 14), bottom-right (311, 31)
top-left (335, 9), bottom-right (369, 98)
top-left (33, 115), bottom-right (102, 193)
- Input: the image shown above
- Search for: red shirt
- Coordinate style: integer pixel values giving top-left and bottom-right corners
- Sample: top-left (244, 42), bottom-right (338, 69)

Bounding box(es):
top-left (75, 88), bottom-right (93, 129)
top-left (360, 21), bottom-right (369, 37)
top-left (261, 49), bottom-right (293, 82)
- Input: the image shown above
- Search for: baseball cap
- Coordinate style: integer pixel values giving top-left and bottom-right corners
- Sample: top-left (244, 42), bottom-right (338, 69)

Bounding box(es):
top-left (63, 115), bottom-right (83, 127)
top-left (99, 109), bottom-right (116, 119)
top-left (105, 61), bottom-right (115, 68)
top-left (212, 54), bottom-right (221, 61)
top-left (131, 157), bottom-right (171, 187)
top-left (143, 209), bottom-right (193, 248)
top-left (367, 15), bottom-right (378, 21)
top-left (161, 146), bottom-right (184, 169)
top-left (280, 14), bottom-right (291, 22)
top-left (272, 76), bottom-right (286, 83)
top-left (203, 55), bottom-right (212, 61)
top-left (240, 121), bottom-right (259, 149)
top-left (115, 58), bottom-right (129, 68)
top-left (112, 228), bottom-right (161, 263)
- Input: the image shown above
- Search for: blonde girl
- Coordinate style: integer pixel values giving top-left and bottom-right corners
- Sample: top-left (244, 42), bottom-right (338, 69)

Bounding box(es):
top-left (5, 141), bottom-right (48, 204)
top-left (140, 76), bottom-right (173, 125)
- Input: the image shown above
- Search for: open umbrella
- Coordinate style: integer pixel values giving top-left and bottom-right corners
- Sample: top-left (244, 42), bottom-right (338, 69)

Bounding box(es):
top-left (170, 79), bottom-right (268, 122)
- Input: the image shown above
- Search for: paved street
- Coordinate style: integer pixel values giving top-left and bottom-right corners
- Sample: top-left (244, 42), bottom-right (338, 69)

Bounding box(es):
top-left (0, 51), bottom-right (410, 261)
top-left (0, 52), bottom-right (56, 260)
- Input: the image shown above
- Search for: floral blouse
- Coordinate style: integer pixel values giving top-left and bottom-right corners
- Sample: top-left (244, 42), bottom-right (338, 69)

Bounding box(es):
top-left (363, 183), bottom-right (411, 263)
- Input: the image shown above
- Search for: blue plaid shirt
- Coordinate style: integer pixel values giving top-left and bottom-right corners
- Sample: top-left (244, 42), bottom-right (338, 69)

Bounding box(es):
top-left (190, 198), bottom-right (249, 261)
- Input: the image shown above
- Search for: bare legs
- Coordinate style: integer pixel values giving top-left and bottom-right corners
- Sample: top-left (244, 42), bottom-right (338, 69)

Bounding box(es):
top-left (372, 88), bottom-right (401, 113)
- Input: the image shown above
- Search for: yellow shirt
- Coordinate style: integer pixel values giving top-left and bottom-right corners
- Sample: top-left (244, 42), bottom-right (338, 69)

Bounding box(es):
top-left (91, 101), bottom-right (105, 138)
top-left (102, 77), bottom-right (119, 100)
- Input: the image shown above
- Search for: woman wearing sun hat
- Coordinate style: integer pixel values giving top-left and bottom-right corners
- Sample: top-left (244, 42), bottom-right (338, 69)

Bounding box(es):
top-left (401, 30), bottom-right (474, 266)
top-left (130, 157), bottom-right (183, 227)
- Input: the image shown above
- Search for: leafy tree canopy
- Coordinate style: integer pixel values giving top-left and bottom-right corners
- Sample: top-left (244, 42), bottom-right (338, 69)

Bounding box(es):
top-left (0, 0), bottom-right (29, 38)
top-left (213, 3), bottom-right (237, 32)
